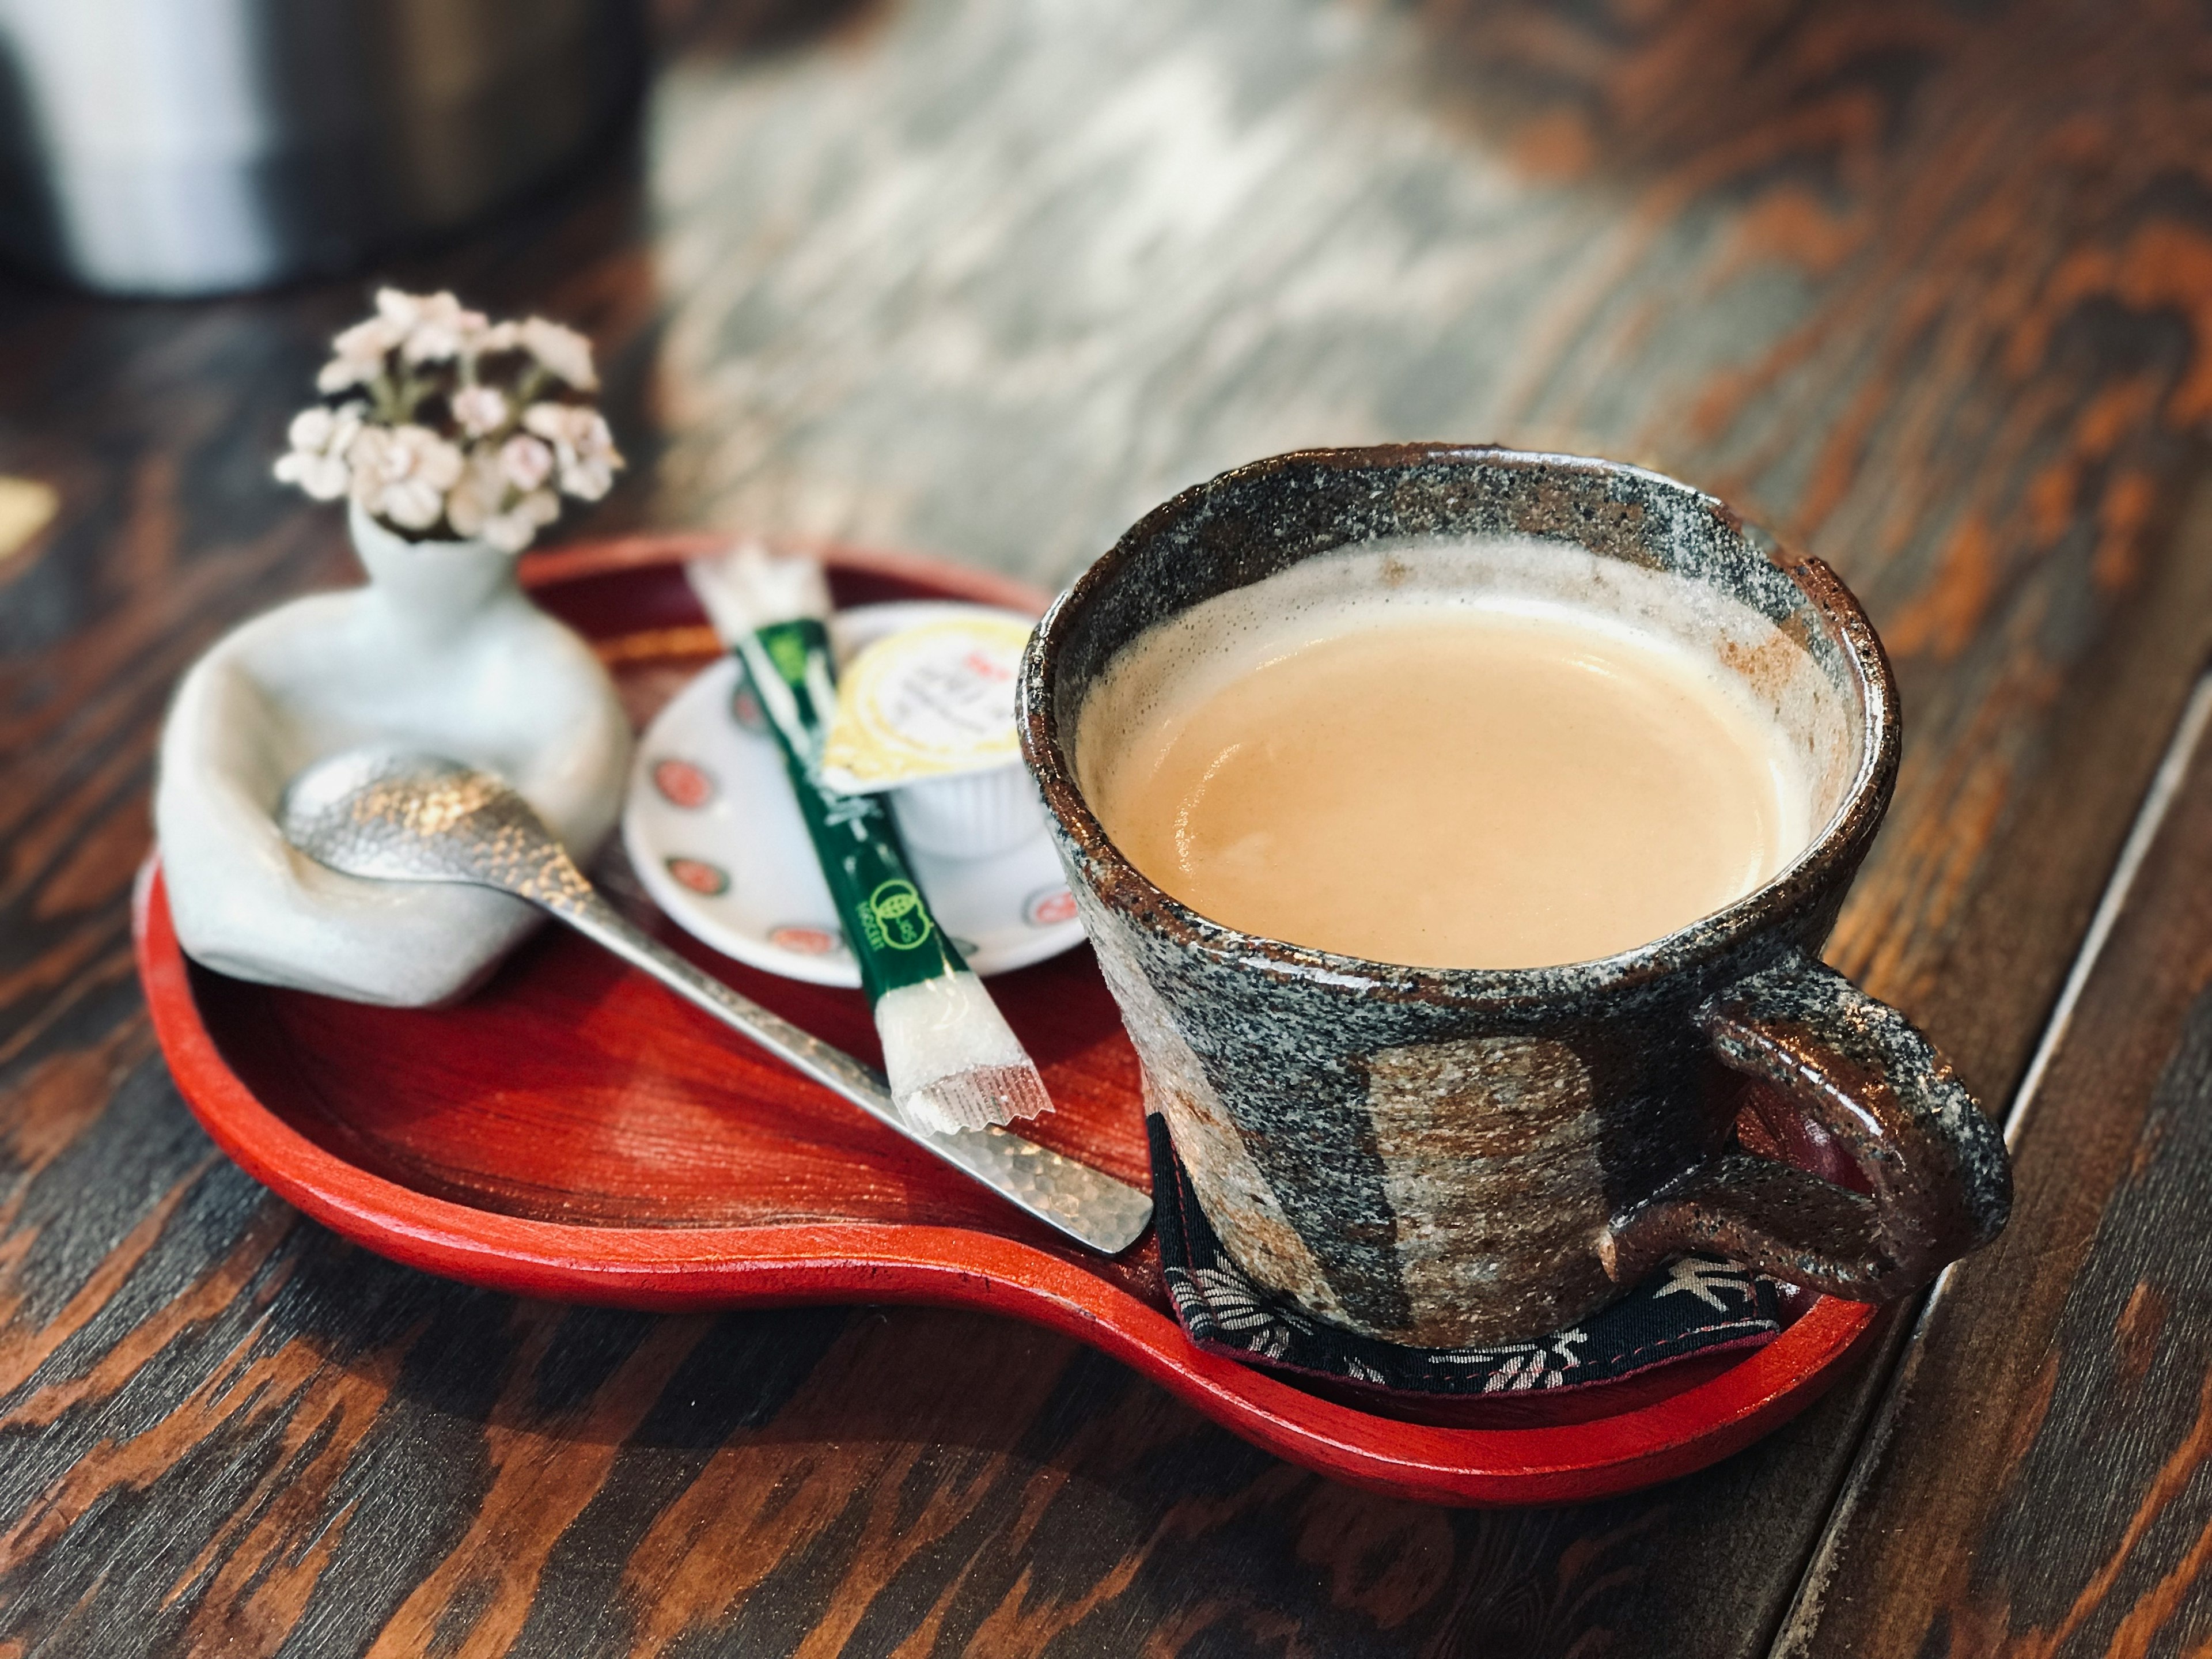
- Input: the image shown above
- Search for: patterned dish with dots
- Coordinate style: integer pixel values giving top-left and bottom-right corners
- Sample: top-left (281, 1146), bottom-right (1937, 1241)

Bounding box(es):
top-left (624, 601), bottom-right (1086, 987)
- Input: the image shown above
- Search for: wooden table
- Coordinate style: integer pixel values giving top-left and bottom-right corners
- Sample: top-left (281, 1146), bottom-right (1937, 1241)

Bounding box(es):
top-left (4, 0), bottom-right (2210, 1652)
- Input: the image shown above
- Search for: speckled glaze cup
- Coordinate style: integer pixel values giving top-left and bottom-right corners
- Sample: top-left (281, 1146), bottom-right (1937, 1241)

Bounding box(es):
top-left (1018, 445), bottom-right (2012, 1349)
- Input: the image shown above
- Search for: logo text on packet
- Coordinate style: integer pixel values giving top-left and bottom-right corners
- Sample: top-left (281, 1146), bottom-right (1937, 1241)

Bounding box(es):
top-left (862, 878), bottom-right (934, 950)
top-left (766, 628), bottom-right (810, 683)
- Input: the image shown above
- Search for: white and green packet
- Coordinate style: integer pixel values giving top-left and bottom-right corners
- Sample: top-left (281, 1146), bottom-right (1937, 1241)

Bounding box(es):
top-left (698, 559), bottom-right (1054, 1135)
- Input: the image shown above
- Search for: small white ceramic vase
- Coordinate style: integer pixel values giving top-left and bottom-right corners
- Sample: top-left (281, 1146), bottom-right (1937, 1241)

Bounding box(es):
top-left (155, 502), bottom-right (633, 1006)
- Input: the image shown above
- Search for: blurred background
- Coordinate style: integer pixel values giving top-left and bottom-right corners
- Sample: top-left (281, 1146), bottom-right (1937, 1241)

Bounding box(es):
top-left (0, 0), bottom-right (2191, 601)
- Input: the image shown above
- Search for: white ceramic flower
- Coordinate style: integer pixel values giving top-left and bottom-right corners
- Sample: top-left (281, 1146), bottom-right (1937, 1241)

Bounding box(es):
top-left (517, 316), bottom-right (599, 391)
top-left (450, 384), bottom-right (509, 439)
top-left (486, 490), bottom-right (560, 553)
top-left (445, 450), bottom-right (560, 552)
top-left (347, 423), bottom-right (464, 532)
top-left (271, 403), bottom-right (364, 501)
top-left (522, 403), bottom-right (623, 501)
top-left (378, 288), bottom-right (489, 365)
top-left (316, 316), bottom-right (403, 394)
top-left (444, 449), bottom-right (503, 536)
top-left (498, 433), bottom-right (554, 492)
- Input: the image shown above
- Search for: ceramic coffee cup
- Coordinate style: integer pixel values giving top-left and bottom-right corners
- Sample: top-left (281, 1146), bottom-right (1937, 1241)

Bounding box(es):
top-left (1017, 445), bottom-right (2011, 1349)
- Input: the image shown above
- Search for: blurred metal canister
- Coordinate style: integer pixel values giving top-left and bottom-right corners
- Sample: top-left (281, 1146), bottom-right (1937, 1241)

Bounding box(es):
top-left (0, 0), bottom-right (643, 296)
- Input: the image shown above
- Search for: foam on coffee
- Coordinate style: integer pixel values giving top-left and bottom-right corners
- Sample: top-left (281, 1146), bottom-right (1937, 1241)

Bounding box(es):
top-left (1076, 536), bottom-right (1823, 971)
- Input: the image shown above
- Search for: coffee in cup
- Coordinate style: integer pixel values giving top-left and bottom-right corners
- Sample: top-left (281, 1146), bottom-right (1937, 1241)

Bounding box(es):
top-left (1077, 536), bottom-right (1816, 971)
top-left (1019, 446), bottom-right (2010, 1350)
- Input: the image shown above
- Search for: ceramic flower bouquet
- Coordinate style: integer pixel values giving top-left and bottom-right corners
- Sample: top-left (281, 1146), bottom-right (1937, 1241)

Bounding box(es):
top-left (275, 288), bottom-right (623, 552)
top-left (156, 289), bottom-right (634, 1006)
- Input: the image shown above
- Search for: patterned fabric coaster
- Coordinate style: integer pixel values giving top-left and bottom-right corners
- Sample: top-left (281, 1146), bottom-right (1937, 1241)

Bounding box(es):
top-left (1148, 1114), bottom-right (1786, 1396)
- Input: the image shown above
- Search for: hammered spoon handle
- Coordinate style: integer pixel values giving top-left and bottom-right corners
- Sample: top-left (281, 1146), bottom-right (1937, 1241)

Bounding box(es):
top-left (274, 747), bottom-right (1153, 1255)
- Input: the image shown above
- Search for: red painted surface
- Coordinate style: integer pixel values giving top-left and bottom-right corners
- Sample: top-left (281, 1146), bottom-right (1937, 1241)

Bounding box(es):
top-left (132, 535), bottom-right (1881, 1507)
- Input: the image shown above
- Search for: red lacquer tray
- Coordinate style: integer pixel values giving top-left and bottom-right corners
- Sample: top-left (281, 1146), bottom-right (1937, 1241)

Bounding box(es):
top-left (134, 532), bottom-right (1883, 1507)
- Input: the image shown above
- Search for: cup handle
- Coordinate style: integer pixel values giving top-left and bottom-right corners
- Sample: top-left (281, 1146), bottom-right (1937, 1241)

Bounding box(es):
top-left (1598, 946), bottom-right (2012, 1301)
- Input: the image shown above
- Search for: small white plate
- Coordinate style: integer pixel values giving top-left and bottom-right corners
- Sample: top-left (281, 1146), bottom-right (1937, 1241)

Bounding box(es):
top-left (623, 602), bottom-right (1085, 987)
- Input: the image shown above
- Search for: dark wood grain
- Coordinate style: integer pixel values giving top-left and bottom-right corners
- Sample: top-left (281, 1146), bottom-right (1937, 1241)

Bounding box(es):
top-left (1773, 664), bottom-right (2212, 1659)
top-left (6, 0), bottom-right (2212, 1652)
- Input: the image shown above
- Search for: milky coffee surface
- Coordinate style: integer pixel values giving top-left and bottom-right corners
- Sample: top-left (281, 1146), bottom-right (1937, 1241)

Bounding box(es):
top-left (1085, 598), bottom-right (1808, 970)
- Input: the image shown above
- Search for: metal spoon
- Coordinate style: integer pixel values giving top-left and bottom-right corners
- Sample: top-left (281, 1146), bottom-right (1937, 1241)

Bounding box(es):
top-left (275, 748), bottom-right (1153, 1255)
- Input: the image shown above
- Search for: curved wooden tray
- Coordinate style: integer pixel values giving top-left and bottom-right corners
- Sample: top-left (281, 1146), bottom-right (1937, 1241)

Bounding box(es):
top-left (134, 533), bottom-right (1881, 1507)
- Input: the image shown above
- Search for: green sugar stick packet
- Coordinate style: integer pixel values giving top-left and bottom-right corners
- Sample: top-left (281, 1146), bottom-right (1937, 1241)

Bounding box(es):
top-left (687, 546), bottom-right (1054, 1134)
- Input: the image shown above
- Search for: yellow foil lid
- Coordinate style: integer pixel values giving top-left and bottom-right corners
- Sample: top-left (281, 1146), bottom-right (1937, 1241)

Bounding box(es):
top-left (819, 611), bottom-right (1033, 793)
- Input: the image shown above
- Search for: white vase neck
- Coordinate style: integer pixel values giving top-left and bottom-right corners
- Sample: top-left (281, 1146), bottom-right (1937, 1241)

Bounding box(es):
top-left (347, 502), bottom-right (521, 635)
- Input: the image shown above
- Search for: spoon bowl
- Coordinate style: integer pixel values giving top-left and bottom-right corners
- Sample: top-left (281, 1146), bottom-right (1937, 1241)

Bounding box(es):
top-left (277, 749), bottom-right (592, 905)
